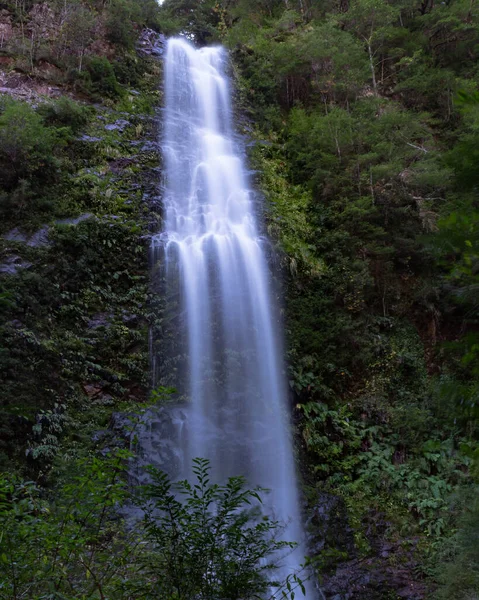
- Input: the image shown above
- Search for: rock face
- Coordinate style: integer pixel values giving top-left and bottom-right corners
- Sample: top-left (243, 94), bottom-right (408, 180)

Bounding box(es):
top-left (28, 3), bottom-right (56, 41)
top-left (0, 4), bottom-right (124, 103)
top-left (26, 227), bottom-right (50, 248)
top-left (137, 28), bottom-right (166, 56)
top-left (308, 494), bottom-right (428, 599)
top-left (105, 119), bottom-right (131, 132)
top-left (87, 312), bottom-right (112, 330)
top-left (128, 405), bottom-right (189, 486)
top-left (3, 215), bottom-right (95, 248)
top-left (321, 549), bottom-right (427, 600)
top-left (0, 70), bottom-right (63, 101)
top-left (0, 255), bottom-right (32, 275)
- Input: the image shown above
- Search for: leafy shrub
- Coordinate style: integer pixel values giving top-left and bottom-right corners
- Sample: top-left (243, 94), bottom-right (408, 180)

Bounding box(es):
top-left (37, 97), bottom-right (94, 133)
top-left (86, 57), bottom-right (123, 100)
top-left (0, 455), bottom-right (307, 599)
top-left (436, 488), bottom-right (479, 599)
top-left (113, 53), bottom-right (143, 86)
top-left (0, 100), bottom-right (60, 191)
top-left (106, 0), bottom-right (137, 49)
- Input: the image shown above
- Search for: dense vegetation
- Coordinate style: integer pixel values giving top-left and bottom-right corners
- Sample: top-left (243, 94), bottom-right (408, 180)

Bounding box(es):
top-left (0, 0), bottom-right (165, 477)
top-left (1, 0), bottom-right (479, 597)
top-left (157, 0), bottom-right (479, 597)
top-left (1, 455), bottom-right (305, 599)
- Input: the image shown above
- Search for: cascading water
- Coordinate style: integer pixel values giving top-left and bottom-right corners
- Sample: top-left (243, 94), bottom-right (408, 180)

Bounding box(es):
top-left (149, 37), bottom-right (313, 595)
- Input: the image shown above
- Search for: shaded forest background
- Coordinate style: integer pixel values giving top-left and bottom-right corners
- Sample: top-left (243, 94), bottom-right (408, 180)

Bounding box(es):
top-left (0, 0), bottom-right (478, 597)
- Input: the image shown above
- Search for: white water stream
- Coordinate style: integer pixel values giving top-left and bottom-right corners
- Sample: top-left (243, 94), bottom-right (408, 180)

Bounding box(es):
top-left (150, 37), bottom-right (313, 594)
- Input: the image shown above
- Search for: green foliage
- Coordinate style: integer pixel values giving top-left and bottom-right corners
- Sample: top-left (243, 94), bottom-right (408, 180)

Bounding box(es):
top-left (0, 101), bottom-right (62, 192)
top-left (0, 75), bottom-right (159, 472)
top-left (436, 488), bottom-right (479, 599)
top-left (140, 457), bottom-right (307, 599)
top-left (0, 450), bottom-right (134, 599)
top-left (37, 97), bottom-right (94, 133)
top-left (160, 0), bottom-right (223, 43)
top-left (106, 0), bottom-right (137, 49)
top-left (149, 385), bottom-right (177, 403)
top-left (0, 456), bottom-right (307, 600)
top-left (2, 0), bottom-right (479, 594)
top-left (86, 57), bottom-right (123, 100)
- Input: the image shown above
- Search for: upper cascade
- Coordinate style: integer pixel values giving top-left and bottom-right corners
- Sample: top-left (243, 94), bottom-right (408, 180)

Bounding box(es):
top-left (162, 39), bottom-right (254, 242)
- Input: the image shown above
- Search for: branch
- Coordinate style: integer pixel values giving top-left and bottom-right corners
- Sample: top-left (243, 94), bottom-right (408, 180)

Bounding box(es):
top-left (406, 141), bottom-right (428, 153)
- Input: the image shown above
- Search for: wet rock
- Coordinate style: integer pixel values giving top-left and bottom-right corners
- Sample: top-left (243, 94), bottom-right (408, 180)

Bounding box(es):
top-left (4, 216), bottom-right (93, 249)
top-left (306, 492), bottom-right (427, 599)
top-left (307, 492), bottom-right (356, 557)
top-left (110, 412), bottom-right (135, 437)
top-left (87, 312), bottom-right (112, 329)
top-left (121, 311), bottom-right (138, 325)
top-left (105, 119), bottom-right (131, 132)
top-left (137, 28), bottom-right (166, 56)
top-left (91, 429), bottom-right (109, 443)
top-left (4, 228), bottom-right (29, 243)
top-left (320, 544), bottom-right (427, 600)
top-left (27, 226), bottom-right (50, 247)
top-left (8, 319), bottom-right (23, 328)
top-left (78, 134), bottom-right (103, 142)
top-left (140, 140), bottom-right (160, 153)
top-left (0, 255), bottom-right (32, 275)
top-left (109, 157), bottom-right (137, 174)
top-left (128, 405), bottom-right (190, 484)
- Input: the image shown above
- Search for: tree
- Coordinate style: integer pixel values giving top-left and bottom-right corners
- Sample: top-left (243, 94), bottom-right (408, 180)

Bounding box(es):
top-left (344, 0), bottom-right (399, 94)
top-left (161, 0), bottom-right (221, 43)
top-left (87, 56), bottom-right (123, 99)
top-left (0, 100), bottom-right (61, 191)
top-left (60, 1), bottom-right (95, 71)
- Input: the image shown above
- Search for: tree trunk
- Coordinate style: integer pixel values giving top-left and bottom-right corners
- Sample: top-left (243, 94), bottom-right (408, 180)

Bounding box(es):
top-left (367, 39), bottom-right (378, 95)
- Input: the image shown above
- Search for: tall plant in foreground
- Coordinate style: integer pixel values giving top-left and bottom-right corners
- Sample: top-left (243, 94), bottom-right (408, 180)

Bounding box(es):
top-left (139, 457), bottom-right (307, 599)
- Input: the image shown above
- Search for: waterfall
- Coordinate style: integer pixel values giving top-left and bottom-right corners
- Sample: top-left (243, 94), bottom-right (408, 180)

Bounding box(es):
top-left (149, 37), bottom-right (313, 595)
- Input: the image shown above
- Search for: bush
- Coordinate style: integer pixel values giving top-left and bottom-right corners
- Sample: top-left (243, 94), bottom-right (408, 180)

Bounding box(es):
top-left (0, 455), bottom-right (307, 599)
top-left (87, 56), bottom-right (123, 100)
top-left (436, 488), bottom-right (479, 599)
top-left (113, 54), bottom-right (143, 86)
top-left (0, 100), bottom-right (60, 191)
top-left (140, 457), bottom-right (306, 599)
top-left (37, 97), bottom-right (94, 133)
top-left (105, 0), bottom-right (137, 49)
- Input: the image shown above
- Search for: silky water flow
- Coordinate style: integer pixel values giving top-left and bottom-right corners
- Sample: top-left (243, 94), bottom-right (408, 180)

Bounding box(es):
top-left (146, 37), bottom-right (315, 596)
